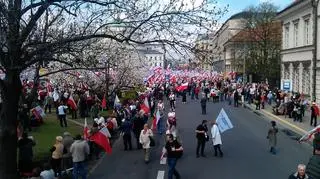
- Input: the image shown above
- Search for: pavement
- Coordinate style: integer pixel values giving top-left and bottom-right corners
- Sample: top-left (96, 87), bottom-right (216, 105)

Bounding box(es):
top-left (89, 97), bottom-right (314, 179)
top-left (243, 102), bottom-right (315, 137)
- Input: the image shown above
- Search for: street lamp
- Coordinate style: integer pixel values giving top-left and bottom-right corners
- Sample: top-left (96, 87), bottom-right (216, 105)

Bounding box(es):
top-left (312, 0), bottom-right (319, 101)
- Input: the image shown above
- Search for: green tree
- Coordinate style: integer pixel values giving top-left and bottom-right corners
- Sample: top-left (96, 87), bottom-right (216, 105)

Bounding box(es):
top-left (243, 2), bottom-right (281, 86)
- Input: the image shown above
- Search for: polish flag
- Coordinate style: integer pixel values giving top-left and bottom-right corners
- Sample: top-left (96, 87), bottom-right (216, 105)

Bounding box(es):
top-left (140, 97), bottom-right (150, 114)
top-left (176, 82), bottom-right (188, 92)
top-left (101, 95), bottom-right (107, 109)
top-left (90, 127), bottom-right (112, 154)
top-left (299, 125), bottom-right (320, 142)
top-left (83, 118), bottom-right (89, 140)
top-left (67, 94), bottom-right (77, 110)
top-left (152, 109), bottom-right (161, 130)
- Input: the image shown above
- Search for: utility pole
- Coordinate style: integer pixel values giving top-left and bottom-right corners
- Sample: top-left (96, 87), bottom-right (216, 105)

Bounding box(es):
top-left (312, 0), bottom-right (319, 101)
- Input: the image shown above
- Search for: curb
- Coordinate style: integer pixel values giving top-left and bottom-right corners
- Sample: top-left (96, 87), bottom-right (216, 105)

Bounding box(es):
top-left (67, 118), bottom-right (85, 127)
top-left (243, 103), bottom-right (308, 137)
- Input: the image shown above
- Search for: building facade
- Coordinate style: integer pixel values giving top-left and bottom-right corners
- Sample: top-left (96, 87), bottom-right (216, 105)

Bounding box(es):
top-left (277, 0), bottom-right (320, 100)
top-left (137, 45), bottom-right (165, 68)
top-left (195, 12), bottom-right (248, 72)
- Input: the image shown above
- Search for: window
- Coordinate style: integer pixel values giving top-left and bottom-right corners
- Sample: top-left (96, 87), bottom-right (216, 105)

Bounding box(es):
top-left (293, 22), bottom-right (299, 47)
top-left (284, 25), bottom-right (290, 48)
top-left (159, 63), bottom-right (162, 67)
top-left (304, 19), bottom-right (310, 45)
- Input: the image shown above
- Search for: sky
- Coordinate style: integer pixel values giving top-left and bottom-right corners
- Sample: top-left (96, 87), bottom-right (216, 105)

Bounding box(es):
top-left (220, 0), bottom-right (293, 21)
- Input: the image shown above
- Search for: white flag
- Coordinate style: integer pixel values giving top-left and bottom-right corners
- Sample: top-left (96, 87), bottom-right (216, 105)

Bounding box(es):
top-left (114, 95), bottom-right (121, 108)
top-left (216, 108), bottom-right (233, 133)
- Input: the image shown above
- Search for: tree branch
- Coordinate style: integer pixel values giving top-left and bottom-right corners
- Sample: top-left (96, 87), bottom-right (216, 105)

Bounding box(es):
top-left (19, 1), bottom-right (51, 46)
top-left (39, 67), bottom-right (107, 78)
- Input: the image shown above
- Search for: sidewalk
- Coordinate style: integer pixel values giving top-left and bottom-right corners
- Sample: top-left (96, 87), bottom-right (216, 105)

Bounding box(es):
top-left (243, 102), bottom-right (314, 137)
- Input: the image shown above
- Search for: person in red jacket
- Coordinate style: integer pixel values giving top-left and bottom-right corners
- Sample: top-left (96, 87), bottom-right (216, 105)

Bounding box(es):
top-left (310, 102), bottom-right (319, 127)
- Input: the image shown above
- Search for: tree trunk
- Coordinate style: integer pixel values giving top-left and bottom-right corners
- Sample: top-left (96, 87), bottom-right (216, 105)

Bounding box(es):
top-left (0, 71), bottom-right (22, 179)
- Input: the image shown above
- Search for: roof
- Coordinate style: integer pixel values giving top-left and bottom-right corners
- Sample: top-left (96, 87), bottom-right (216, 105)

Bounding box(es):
top-left (228, 11), bottom-right (252, 20)
top-left (138, 49), bottom-right (163, 55)
top-left (277, 0), bottom-right (305, 16)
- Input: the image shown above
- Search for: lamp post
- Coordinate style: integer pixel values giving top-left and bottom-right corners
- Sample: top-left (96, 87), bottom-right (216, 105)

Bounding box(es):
top-left (312, 0), bottom-right (319, 101)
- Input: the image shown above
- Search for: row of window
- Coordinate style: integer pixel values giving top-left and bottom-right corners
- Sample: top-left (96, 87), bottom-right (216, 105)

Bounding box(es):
top-left (284, 16), bottom-right (311, 48)
top-left (150, 62), bottom-right (162, 67)
top-left (148, 56), bottom-right (162, 61)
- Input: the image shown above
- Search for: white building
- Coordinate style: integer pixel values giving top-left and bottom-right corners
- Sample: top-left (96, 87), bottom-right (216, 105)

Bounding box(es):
top-left (211, 12), bottom-right (247, 72)
top-left (277, 0), bottom-right (320, 100)
top-left (137, 45), bottom-right (165, 68)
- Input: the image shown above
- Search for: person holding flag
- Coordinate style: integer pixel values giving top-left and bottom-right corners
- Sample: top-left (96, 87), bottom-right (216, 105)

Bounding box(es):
top-left (211, 120), bottom-right (223, 157)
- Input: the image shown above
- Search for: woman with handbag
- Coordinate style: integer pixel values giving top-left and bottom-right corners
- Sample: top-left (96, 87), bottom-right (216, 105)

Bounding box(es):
top-left (139, 124), bottom-right (154, 164)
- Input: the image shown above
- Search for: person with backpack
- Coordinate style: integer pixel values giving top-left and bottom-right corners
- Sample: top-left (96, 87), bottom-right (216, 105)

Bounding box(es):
top-left (164, 134), bottom-right (183, 179)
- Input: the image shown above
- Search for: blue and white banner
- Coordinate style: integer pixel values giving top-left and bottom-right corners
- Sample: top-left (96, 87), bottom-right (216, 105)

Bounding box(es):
top-left (216, 108), bottom-right (233, 133)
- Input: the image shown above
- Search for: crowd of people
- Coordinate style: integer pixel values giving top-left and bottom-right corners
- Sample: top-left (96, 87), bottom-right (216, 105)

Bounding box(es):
top-left (16, 72), bottom-right (320, 179)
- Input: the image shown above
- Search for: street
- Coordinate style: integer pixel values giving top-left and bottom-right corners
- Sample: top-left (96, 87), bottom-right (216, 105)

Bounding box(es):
top-left (90, 98), bottom-right (313, 179)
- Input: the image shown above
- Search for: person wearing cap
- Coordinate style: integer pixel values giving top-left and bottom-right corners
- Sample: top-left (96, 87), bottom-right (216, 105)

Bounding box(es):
top-left (50, 136), bottom-right (64, 177)
top-left (310, 102), bottom-right (319, 127)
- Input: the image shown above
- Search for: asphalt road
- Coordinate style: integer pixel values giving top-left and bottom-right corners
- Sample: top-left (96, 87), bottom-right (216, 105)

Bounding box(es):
top-left (90, 97), bottom-right (313, 179)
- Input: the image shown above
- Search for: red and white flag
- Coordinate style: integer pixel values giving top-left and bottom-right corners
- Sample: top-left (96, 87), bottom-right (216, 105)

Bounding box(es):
top-left (176, 82), bottom-right (188, 92)
top-left (67, 94), bottom-right (77, 110)
top-left (299, 125), bottom-right (320, 142)
top-left (152, 109), bottom-right (161, 130)
top-left (90, 127), bottom-right (112, 154)
top-left (140, 97), bottom-right (150, 114)
top-left (83, 118), bottom-right (89, 140)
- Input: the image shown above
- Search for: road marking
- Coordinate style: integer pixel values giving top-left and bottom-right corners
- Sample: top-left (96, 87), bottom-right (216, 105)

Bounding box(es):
top-left (261, 110), bottom-right (308, 134)
top-left (160, 157), bottom-right (167, 164)
top-left (245, 103), bottom-right (308, 135)
top-left (156, 170), bottom-right (165, 179)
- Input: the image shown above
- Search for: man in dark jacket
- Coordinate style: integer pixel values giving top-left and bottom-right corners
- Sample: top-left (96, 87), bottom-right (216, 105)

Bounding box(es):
top-left (306, 145), bottom-right (320, 179)
top-left (133, 112), bottom-right (145, 149)
top-left (288, 164), bottom-right (312, 179)
top-left (120, 118), bottom-right (133, 151)
top-left (195, 120), bottom-right (208, 158)
top-left (200, 94), bottom-right (207, 115)
top-left (18, 132), bottom-right (36, 173)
